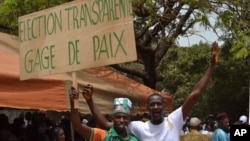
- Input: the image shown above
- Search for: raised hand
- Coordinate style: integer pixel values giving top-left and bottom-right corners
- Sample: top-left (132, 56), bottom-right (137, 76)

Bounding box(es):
top-left (211, 41), bottom-right (219, 64)
top-left (69, 86), bottom-right (79, 101)
top-left (81, 84), bottom-right (93, 101)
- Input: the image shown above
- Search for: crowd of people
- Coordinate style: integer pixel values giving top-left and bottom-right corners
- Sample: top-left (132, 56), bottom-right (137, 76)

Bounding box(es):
top-left (0, 110), bottom-right (79, 141)
top-left (0, 109), bottom-right (248, 141)
top-left (180, 113), bottom-right (249, 141)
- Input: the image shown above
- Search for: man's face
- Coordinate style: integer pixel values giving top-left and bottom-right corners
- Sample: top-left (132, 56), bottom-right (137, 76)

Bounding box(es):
top-left (113, 113), bottom-right (130, 132)
top-left (147, 95), bottom-right (165, 124)
top-left (219, 118), bottom-right (230, 132)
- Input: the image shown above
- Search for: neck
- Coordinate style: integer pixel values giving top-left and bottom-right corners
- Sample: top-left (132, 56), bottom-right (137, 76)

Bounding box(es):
top-left (151, 117), bottom-right (164, 125)
top-left (219, 127), bottom-right (229, 133)
top-left (117, 130), bottom-right (127, 138)
top-left (114, 127), bottom-right (128, 138)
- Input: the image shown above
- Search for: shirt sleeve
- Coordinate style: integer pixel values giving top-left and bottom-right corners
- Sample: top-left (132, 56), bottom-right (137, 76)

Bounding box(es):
top-left (128, 121), bottom-right (144, 137)
top-left (90, 128), bottom-right (106, 141)
top-left (167, 107), bottom-right (185, 131)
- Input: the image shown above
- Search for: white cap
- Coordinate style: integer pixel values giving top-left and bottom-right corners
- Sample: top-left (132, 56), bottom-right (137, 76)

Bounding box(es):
top-left (239, 115), bottom-right (248, 123)
top-left (82, 119), bottom-right (88, 124)
top-left (189, 117), bottom-right (202, 127)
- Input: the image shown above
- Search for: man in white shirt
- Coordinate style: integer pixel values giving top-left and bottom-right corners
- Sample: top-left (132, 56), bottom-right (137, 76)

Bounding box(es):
top-left (78, 42), bottom-right (219, 141)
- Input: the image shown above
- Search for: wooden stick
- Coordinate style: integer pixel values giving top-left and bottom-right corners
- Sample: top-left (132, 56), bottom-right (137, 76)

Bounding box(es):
top-left (72, 71), bottom-right (79, 108)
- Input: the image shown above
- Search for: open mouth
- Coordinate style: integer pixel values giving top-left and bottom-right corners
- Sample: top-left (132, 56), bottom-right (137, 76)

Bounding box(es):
top-left (152, 112), bottom-right (161, 118)
top-left (117, 123), bottom-right (126, 128)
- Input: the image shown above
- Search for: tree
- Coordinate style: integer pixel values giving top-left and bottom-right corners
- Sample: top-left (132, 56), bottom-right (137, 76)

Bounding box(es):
top-left (209, 40), bottom-right (250, 122)
top-left (157, 43), bottom-right (212, 110)
top-left (157, 42), bottom-right (249, 122)
top-left (0, 0), bottom-right (73, 33)
top-left (0, 0), bottom-right (249, 89)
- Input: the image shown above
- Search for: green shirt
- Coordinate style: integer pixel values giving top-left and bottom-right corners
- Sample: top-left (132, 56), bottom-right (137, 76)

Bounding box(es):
top-left (104, 127), bottom-right (139, 141)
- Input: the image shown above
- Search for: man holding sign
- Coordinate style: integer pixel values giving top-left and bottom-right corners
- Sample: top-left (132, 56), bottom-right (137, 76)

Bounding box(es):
top-left (69, 85), bottom-right (139, 141)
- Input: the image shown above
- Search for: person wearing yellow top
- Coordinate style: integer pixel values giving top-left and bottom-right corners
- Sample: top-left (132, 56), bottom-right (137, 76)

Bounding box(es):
top-left (180, 117), bottom-right (209, 141)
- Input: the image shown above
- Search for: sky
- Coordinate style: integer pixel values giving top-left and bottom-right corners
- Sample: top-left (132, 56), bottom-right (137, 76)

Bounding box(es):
top-left (177, 14), bottom-right (224, 47)
top-left (177, 28), bottom-right (224, 47)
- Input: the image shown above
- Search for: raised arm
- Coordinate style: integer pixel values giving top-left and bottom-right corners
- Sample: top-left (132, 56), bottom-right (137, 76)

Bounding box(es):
top-left (81, 84), bottom-right (113, 129)
top-left (182, 41), bottom-right (219, 119)
top-left (69, 87), bottom-right (92, 139)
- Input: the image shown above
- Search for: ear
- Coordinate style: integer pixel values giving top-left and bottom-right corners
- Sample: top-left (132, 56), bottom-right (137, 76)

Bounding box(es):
top-left (162, 99), bottom-right (166, 109)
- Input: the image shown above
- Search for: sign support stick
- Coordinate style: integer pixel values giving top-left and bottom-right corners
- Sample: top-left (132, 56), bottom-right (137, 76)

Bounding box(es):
top-left (72, 71), bottom-right (79, 108)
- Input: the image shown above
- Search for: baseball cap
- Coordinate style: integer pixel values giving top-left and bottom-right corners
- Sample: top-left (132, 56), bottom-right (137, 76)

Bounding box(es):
top-left (239, 115), bottom-right (248, 123)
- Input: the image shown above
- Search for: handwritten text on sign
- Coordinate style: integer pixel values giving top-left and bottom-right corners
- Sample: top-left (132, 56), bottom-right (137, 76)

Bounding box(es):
top-left (19, 0), bottom-right (137, 80)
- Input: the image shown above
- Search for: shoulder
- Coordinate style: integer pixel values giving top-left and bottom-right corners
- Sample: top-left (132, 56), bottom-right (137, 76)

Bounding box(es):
top-left (167, 107), bottom-right (185, 128)
top-left (213, 128), bottom-right (228, 138)
top-left (128, 120), bottom-right (149, 135)
top-left (93, 128), bottom-right (106, 133)
top-left (91, 128), bottom-right (106, 141)
top-left (129, 120), bottom-right (146, 126)
top-left (201, 134), bottom-right (209, 139)
top-left (128, 135), bottom-right (140, 141)
top-left (215, 128), bottom-right (224, 134)
top-left (167, 107), bottom-right (183, 122)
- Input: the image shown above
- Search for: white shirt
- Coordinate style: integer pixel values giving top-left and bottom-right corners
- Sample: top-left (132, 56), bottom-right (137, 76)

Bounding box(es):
top-left (128, 107), bottom-right (184, 141)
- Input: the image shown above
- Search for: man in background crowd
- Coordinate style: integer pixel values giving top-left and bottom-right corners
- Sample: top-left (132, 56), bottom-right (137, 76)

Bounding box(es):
top-left (212, 112), bottom-right (230, 141)
top-left (180, 117), bottom-right (209, 141)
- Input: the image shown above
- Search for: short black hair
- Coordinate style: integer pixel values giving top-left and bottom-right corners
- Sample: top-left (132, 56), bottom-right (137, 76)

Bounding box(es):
top-left (147, 93), bottom-right (164, 104)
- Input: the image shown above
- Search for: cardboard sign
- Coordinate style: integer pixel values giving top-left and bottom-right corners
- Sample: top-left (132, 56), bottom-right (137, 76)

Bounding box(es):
top-left (18, 0), bottom-right (137, 80)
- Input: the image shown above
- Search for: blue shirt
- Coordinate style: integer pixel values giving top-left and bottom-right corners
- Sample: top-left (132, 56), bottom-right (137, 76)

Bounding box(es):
top-left (212, 128), bottom-right (229, 141)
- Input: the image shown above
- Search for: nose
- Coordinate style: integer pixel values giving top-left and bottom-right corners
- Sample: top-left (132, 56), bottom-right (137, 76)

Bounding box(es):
top-left (153, 103), bottom-right (159, 108)
top-left (119, 117), bottom-right (125, 121)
